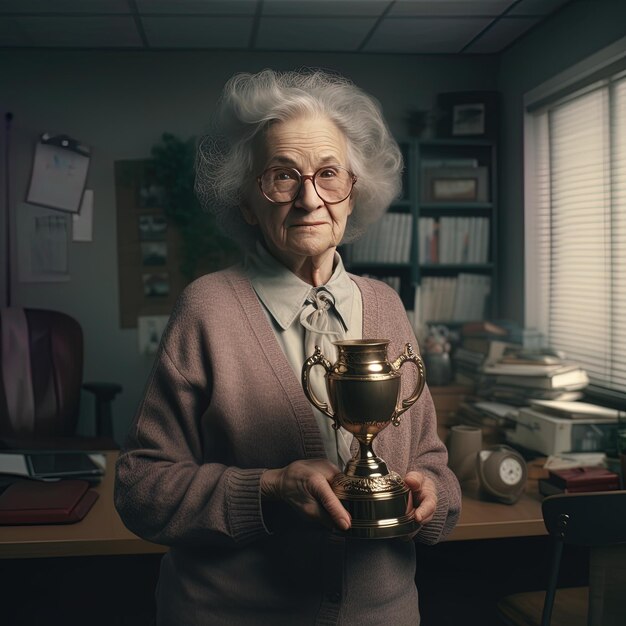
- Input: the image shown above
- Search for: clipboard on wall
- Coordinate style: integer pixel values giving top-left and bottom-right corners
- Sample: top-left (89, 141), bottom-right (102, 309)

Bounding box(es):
top-left (26, 133), bottom-right (91, 214)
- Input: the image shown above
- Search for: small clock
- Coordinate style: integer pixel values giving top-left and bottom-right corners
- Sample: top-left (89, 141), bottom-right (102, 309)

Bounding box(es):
top-left (476, 445), bottom-right (528, 504)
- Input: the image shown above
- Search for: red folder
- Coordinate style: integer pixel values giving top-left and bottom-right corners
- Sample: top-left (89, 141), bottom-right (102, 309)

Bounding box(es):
top-left (0, 479), bottom-right (98, 525)
top-left (547, 467), bottom-right (620, 491)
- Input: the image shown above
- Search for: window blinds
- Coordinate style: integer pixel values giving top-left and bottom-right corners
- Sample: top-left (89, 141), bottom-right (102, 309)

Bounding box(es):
top-left (529, 73), bottom-right (626, 396)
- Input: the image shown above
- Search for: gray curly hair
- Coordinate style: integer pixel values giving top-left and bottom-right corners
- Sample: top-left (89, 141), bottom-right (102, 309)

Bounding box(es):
top-left (195, 68), bottom-right (403, 248)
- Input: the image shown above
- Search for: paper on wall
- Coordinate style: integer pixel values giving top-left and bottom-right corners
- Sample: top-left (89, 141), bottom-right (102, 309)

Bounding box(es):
top-left (16, 202), bottom-right (70, 282)
top-left (72, 189), bottom-right (93, 242)
top-left (26, 135), bottom-right (90, 213)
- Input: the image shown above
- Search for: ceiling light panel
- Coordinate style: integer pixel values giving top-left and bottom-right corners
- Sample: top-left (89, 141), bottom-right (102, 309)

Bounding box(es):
top-left (142, 16), bottom-right (253, 48)
top-left (365, 16), bottom-right (492, 53)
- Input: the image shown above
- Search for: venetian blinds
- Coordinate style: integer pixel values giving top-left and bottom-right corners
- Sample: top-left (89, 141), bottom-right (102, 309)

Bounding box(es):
top-left (527, 71), bottom-right (626, 396)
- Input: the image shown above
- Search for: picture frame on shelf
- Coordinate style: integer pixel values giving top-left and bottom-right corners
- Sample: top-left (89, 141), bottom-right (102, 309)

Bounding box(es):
top-left (432, 178), bottom-right (477, 202)
top-left (435, 91), bottom-right (499, 140)
top-left (421, 166), bottom-right (489, 203)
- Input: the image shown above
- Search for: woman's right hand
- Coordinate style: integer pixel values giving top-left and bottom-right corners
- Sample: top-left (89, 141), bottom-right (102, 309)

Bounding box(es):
top-left (261, 460), bottom-right (351, 531)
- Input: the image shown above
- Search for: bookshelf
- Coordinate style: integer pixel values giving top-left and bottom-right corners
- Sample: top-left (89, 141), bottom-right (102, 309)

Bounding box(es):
top-left (344, 139), bottom-right (498, 324)
top-left (343, 142), bottom-right (415, 308)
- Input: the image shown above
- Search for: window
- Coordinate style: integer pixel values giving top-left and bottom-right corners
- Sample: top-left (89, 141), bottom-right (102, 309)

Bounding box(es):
top-left (525, 68), bottom-right (626, 399)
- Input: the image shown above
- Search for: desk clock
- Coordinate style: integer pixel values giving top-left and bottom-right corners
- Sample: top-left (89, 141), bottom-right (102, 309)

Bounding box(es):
top-left (476, 445), bottom-right (528, 504)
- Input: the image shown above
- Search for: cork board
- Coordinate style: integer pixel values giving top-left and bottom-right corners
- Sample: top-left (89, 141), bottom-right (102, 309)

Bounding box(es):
top-left (114, 159), bottom-right (189, 329)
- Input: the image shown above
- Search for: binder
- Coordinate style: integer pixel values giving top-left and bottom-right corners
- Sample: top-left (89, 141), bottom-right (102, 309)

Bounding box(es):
top-left (0, 479), bottom-right (98, 525)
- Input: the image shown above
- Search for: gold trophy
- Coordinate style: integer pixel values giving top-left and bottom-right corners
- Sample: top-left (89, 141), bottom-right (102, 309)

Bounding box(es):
top-left (301, 339), bottom-right (426, 539)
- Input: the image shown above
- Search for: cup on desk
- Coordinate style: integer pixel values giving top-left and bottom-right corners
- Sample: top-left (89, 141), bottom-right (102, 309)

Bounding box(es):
top-left (447, 425), bottom-right (483, 484)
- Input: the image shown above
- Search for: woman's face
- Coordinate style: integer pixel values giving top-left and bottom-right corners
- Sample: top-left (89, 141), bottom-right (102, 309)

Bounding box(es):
top-left (241, 114), bottom-right (354, 270)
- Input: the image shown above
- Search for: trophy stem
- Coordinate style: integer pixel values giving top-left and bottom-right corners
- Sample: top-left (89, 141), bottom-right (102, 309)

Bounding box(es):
top-left (344, 437), bottom-right (389, 478)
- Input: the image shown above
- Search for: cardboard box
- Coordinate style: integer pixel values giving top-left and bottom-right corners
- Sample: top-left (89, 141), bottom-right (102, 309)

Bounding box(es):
top-left (430, 385), bottom-right (472, 426)
top-left (506, 408), bottom-right (618, 456)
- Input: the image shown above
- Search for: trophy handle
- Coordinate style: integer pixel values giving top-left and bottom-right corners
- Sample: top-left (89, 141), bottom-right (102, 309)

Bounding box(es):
top-left (301, 346), bottom-right (336, 424)
top-left (390, 343), bottom-right (426, 426)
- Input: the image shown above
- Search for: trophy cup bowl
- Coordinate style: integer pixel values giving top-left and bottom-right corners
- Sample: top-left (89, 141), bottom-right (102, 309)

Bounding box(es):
top-left (301, 339), bottom-right (426, 539)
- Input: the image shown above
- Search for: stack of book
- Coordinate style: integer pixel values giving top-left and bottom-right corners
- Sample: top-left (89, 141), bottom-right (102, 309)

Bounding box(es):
top-left (475, 352), bottom-right (588, 406)
top-left (538, 466), bottom-right (620, 496)
top-left (453, 320), bottom-right (519, 387)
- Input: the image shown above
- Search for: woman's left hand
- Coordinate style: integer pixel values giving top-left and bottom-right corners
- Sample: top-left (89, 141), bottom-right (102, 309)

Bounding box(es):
top-left (404, 471), bottom-right (438, 525)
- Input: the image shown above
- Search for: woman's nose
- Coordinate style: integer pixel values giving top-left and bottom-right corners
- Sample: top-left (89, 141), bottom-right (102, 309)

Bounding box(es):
top-left (294, 176), bottom-right (324, 211)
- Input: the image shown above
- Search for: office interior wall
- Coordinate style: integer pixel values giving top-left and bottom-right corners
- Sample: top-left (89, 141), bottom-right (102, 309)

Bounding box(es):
top-left (497, 0), bottom-right (626, 325)
top-left (0, 50), bottom-right (497, 439)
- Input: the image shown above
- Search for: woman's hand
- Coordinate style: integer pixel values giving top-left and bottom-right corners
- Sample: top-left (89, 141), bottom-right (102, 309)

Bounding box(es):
top-left (404, 471), bottom-right (438, 525)
top-left (261, 460), bottom-right (351, 531)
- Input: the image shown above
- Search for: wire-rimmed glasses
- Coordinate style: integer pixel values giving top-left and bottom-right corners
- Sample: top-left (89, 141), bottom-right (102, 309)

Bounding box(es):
top-left (257, 165), bottom-right (357, 205)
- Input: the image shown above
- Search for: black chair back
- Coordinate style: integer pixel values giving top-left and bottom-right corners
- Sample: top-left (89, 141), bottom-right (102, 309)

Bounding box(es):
top-left (540, 490), bottom-right (626, 626)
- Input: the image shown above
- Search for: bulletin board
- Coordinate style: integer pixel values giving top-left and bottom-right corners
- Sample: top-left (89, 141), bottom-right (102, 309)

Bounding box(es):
top-left (114, 160), bottom-right (190, 329)
top-left (115, 159), bottom-right (241, 330)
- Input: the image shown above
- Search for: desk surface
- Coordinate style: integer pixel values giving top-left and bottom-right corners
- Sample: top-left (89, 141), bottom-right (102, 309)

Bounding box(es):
top-left (0, 451), bottom-right (166, 559)
top-left (448, 482), bottom-right (544, 541)
top-left (0, 452), bottom-right (545, 559)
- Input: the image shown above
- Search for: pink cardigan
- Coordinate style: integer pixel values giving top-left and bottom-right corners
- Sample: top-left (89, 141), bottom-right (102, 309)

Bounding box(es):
top-left (115, 267), bottom-right (461, 626)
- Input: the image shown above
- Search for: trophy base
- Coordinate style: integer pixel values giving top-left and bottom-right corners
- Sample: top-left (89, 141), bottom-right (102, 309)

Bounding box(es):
top-left (332, 470), bottom-right (419, 539)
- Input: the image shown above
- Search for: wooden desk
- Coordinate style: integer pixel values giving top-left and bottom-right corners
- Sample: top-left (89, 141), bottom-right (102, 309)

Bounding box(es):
top-left (449, 481), bottom-right (545, 541)
top-left (1, 453), bottom-right (545, 559)
top-left (0, 451), bottom-right (167, 559)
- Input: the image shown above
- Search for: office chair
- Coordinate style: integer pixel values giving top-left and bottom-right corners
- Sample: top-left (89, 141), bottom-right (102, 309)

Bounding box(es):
top-left (497, 490), bottom-right (626, 626)
top-left (0, 307), bottom-right (121, 449)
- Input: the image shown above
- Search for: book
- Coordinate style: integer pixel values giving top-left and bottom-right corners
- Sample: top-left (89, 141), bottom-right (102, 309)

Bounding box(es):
top-left (499, 353), bottom-right (563, 366)
top-left (482, 361), bottom-right (579, 376)
top-left (461, 320), bottom-right (508, 337)
top-left (545, 467), bottom-right (620, 491)
top-left (529, 400), bottom-right (621, 420)
top-left (475, 382), bottom-right (583, 404)
top-left (0, 479), bottom-right (99, 525)
top-left (480, 363), bottom-right (589, 390)
top-left (538, 478), bottom-right (620, 497)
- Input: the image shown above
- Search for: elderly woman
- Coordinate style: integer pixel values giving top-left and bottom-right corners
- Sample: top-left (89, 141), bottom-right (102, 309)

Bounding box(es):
top-left (115, 68), bottom-right (461, 626)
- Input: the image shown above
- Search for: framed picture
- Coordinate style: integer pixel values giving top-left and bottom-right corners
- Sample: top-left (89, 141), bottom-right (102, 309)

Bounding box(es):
top-left (421, 167), bottom-right (489, 203)
top-left (436, 91), bottom-right (499, 140)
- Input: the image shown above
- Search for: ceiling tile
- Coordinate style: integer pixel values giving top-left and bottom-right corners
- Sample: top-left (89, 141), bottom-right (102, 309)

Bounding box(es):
top-left (13, 16), bottom-right (142, 47)
top-left (464, 16), bottom-right (540, 53)
top-left (142, 16), bottom-right (253, 48)
top-left (508, 0), bottom-right (572, 16)
top-left (388, 0), bottom-right (515, 17)
top-left (135, 0), bottom-right (258, 15)
top-left (364, 16), bottom-right (493, 53)
top-left (262, 0), bottom-right (390, 17)
top-left (0, 16), bottom-right (25, 45)
top-left (255, 16), bottom-right (375, 51)
top-left (0, 0), bottom-right (131, 13)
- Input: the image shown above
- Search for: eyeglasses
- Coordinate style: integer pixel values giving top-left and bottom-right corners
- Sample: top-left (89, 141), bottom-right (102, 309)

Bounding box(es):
top-left (257, 165), bottom-right (357, 205)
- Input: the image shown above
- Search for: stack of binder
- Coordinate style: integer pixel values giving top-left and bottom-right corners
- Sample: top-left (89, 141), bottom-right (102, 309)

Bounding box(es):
top-left (538, 467), bottom-right (620, 496)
